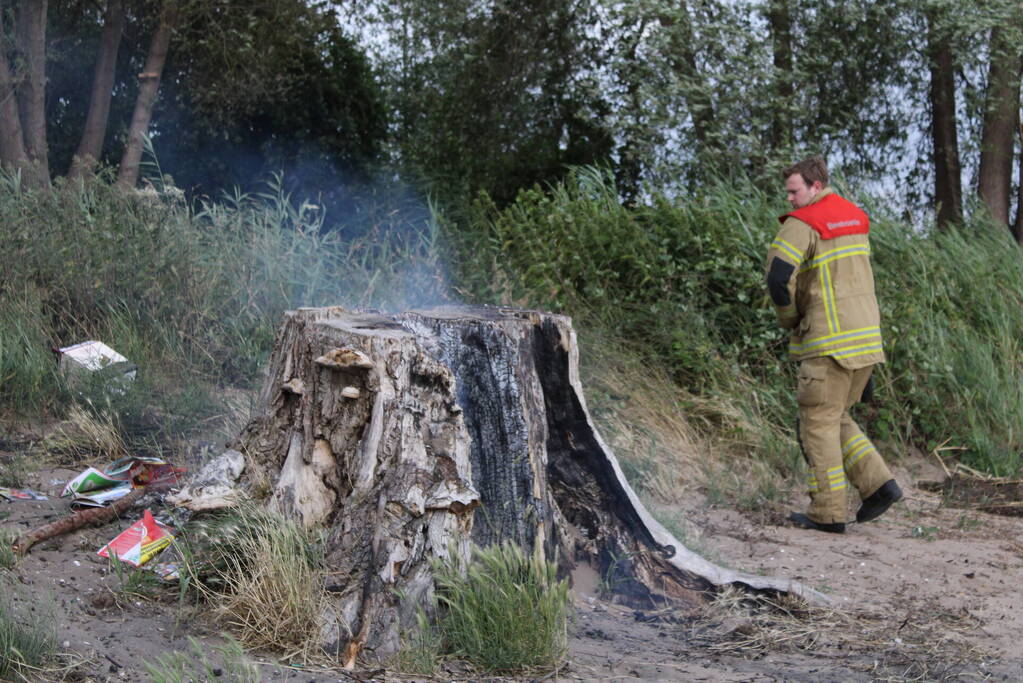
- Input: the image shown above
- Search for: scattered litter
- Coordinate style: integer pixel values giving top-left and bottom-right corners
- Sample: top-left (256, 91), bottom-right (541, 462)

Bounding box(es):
top-left (71, 481), bottom-right (133, 508)
top-left (151, 561), bottom-right (181, 581)
top-left (97, 509), bottom-right (175, 567)
top-left (0, 487), bottom-right (49, 501)
top-left (63, 456), bottom-right (186, 507)
top-left (166, 449), bottom-right (245, 511)
top-left (64, 467), bottom-right (127, 497)
top-left (58, 340), bottom-right (137, 393)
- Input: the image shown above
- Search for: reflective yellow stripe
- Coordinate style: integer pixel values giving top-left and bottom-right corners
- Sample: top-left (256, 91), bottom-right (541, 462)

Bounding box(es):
top-left (792, 326), bottom-right (882, 351)
top-left (790, 327), bottom-right (883, 358)
top-left (800, 244), bottom-right (870, 271)
top-left (842, 435), bottom-right (868, 453)
top-left (844, 441), bottom-right (873, 468)
top-left (824, 466), bottom-right (847, 491)
top-left (829, 342), bottom-right (884, 359)
top-left (772, 238), bottom-right (804, 264)
top-left (819, 265), bottom-right (840, 334)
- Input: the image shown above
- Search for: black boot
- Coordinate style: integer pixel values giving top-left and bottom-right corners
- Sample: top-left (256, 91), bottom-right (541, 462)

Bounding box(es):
top-left (788, 512), bottom-right (845, 534)
top-left (856, 479), bottom-right (903, 523)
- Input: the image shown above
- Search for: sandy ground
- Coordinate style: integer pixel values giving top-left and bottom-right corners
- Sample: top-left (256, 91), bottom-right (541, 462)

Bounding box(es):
top-left (3, 450), bottom-right (1023, 681)
top-left (563, 457), bottom-right (1023, 681)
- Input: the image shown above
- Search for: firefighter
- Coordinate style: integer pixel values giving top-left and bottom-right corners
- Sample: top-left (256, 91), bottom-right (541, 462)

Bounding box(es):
top-left (765, 157), bottom-right (902, 533)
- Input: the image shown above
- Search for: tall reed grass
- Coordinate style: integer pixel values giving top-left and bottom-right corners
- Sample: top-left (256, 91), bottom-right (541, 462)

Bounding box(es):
top-left (0, 169), bottom-right (448, 431)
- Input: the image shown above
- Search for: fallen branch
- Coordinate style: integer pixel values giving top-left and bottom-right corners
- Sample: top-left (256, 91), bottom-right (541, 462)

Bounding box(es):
top-left (13, 487), bottom-right (146, 554)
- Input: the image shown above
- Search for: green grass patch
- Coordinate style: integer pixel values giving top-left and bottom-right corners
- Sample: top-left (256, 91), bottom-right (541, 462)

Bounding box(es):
top-left (433, 542), bottom-right (570, 673)
top-left (0, 582), bottom-right (58, 679)
top-left (144, 634), bottom-right (261, 683)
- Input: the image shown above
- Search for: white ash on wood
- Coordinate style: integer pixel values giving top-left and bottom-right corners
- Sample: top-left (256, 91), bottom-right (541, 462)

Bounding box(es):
top-left (231, 305), bottom-right (828, 666)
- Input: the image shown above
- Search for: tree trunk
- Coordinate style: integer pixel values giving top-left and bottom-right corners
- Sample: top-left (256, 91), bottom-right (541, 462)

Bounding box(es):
top-left (977, 25), bottom-right (1022, 227)
top-left (116, 0), bottom-right (177, 189)
top-left (927, 7), bottom-right (962, 229)
top-left (1014, 122), bottom-right (1023, 243)
top-left (233, 306), bottom-right (828, 666)
top-left (663, 2), bottom-right (713, 155)
top-left (70, 0), bottom-right (126, 179)
top-left (15, 0), bottom-right (49, 188)
top-left (0, 1), bottom-right (30, 176)
top-left (767, 0), bottom-right (794, 152)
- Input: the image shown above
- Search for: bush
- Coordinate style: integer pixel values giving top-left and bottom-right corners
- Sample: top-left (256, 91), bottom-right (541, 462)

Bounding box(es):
top-left (433, 542), bottom-right (570, 672)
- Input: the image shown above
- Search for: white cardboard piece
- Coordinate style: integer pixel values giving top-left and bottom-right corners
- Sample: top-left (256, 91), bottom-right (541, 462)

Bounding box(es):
top-left (58, 340), bottom-right (137, 389)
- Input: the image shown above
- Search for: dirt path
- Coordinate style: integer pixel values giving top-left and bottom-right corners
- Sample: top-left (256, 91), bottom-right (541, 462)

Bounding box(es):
top-left (3, 455), bottom-right (1023, 681)
top-left (564, 457), bottom-right (1023, 681)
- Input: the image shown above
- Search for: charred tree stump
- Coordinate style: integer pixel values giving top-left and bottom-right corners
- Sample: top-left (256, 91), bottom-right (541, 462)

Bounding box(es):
top-left (233, 306), bottom-right (827, 665)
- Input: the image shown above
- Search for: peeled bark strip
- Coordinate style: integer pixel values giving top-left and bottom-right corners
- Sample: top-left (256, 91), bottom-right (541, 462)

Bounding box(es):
top-left (234, 306), bottom-right (828, 664)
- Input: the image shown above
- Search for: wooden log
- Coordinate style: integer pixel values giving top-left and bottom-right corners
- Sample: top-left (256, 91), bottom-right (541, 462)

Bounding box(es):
top-left (233, 306), bottom-right (829, 664)
top-left (13, 487), bottom-right (146, 554)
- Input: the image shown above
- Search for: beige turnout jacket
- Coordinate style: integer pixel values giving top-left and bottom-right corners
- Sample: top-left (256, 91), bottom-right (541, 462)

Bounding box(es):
top-left (765, 188), bottom-right (885, 370)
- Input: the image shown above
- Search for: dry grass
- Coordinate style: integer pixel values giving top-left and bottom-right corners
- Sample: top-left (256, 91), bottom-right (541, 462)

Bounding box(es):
top-left (687, 586), bottom-right (991, 681)
top-left (42, 404), bottom-right (129, 464)
top-left (180, 506), bottom-right (326, 661)
top-left (584, 348), bottom-right (792, 514)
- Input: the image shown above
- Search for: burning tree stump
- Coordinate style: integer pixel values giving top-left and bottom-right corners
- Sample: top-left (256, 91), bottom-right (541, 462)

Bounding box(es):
top-left (233, 306), bottom-right (826, 665)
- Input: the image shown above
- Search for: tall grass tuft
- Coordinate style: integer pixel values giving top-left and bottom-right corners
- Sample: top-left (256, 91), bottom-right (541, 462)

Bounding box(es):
top-left (0, 582), bottom-right (58, 679)
top-left (433, 542), bottom-right (570, 673)
top-left (178, 505), bottom-right (325, 659)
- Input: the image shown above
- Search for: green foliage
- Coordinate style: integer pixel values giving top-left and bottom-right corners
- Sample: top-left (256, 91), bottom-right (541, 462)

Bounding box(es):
top-left (143, 634), bottom-right (261, 683)
top-left (0, 582), bottom-right (58, 679)
top-left (393, 607), bottom-right (442, 675)
top-left (433, 542), bottom-right (570, 673)
top-left (108, 553), bottom-right (164, 602)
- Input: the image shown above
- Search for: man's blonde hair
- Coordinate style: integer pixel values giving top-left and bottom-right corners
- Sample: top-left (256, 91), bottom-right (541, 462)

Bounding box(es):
top-left (782, 156), bottom-right (829, 187)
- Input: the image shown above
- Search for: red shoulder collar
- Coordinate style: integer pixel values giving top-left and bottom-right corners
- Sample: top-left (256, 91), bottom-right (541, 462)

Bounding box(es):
top-left (779, 193), bottom-right (869, 240)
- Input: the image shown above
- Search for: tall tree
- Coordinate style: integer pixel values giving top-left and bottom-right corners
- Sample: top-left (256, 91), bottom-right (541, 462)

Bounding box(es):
top-left (766, 0), bottom-right (794, 152)
top-left (15, 0), bottom-right (49, 186)
top-left (0, 2), bottom-right (30, 175)
top-left (927, 4), bottom-right (963, 228)
top-left (117, 0), bottom-right (177, 188)
top-left (0, 0), bottom-right (49, 187)
top-left (1015, 121), bottom-right (1023, 242)
top-left (976, 24), bottom-right (1022, 227)
top-left (69, 0), bottom-right (125, 178)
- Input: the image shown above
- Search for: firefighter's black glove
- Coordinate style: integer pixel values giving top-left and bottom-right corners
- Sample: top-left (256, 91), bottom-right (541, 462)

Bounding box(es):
top-left (860, 375), bottom-right (874, 404)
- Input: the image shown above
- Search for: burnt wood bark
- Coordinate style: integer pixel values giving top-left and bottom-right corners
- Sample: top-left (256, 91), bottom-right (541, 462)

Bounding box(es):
top-left (233, 306), bottom-right (827, 665)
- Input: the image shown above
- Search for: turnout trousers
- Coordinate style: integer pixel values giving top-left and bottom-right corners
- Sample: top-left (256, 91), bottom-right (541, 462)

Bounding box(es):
top-left (796, 357), bottom-right (893, 524)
